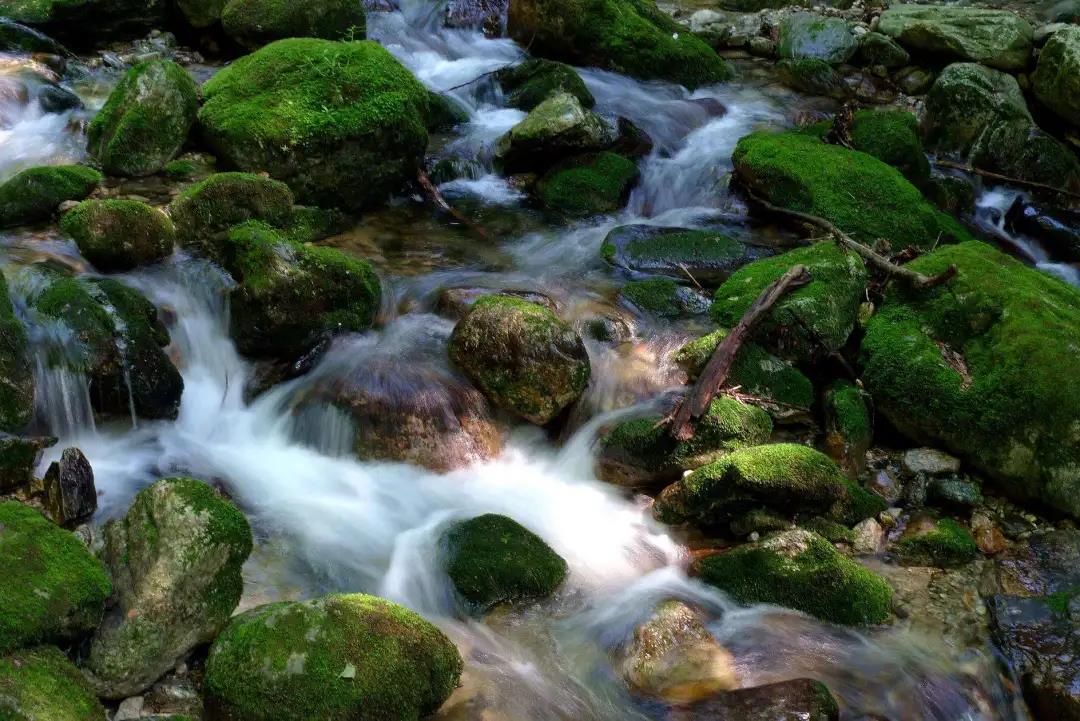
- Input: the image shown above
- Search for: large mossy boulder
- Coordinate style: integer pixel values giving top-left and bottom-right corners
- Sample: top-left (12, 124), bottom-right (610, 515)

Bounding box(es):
top-left (1032, 26), bottom-right (1080, 129)
top-left (212, 221), bottom-right (380, 359)
top-left (860, 241), bottom-right (1080, 519)
top-left (506, 0), bottom-right (732, 89)
top-left (204, 593), bottom-right (463, 721)
top-left (0, 275), bottom-right (33, 433)
top-left (61, 199), bottom-right (175, 271)
top-left (694, 529), bottom-right (892, 625)
top-left (199, 38), bottom-right (429, 211)
top-left (87, 59), bottom-right (198, 177)
top-left (0, 165), bottom-right (101, 228)
top-left (537, 151), bottom-right (639, 217)
top-left (0, 646), bottom-right (107, 721)
top-left (496, 91), bottom-right (616, 172)
top-left (84, 477), bottom-right (252, 699)
top-left (777, 13), bottom-right (857, 64)
top-left (0, 501), bottom-right (111, 655)
top-left (847, 109), bottom-right (930, 187)
top-left (33, 276), bottom-right (183, 420)
top-left (448, 296), bottom-right (590, 425)
top-left (221, 0), bottom-right (367, 50)
top-left (598, 397), bottom-right (772, 488)
top-left (442, 513), bottom-right (568, 612)
top-left (654, 443), bottom-right (885, 530)
top-left (497, 58), bottom-right (594, 111)
top-left (709, 242), bottom-right (867, 363)
top-left (169, 171), bottom-right (294, 247)
top-left (732, 131), bottom-right (970, 250)
top-left (0, 0), bottom-right (164, 42)
top-left (877, 5), bottom-right (1034, 71)
top-left (602, 225), bottom-right (763, 283)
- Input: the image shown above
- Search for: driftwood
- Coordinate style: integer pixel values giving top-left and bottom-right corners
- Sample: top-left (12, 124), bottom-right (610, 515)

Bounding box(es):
top-left (416, 168), bottom-right (492, 241)
top-left (745, 190), bottom-right (957, 289)
top-left (668, 265), bottom-right (812, 441)
top-left (934, 159), bottom-right (1080, 203)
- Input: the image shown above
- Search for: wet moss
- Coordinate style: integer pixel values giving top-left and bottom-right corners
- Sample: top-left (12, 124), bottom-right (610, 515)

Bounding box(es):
top-left (537, 151), bottom-right (639, 217)
top-left (848, 109), bottom-right (930, 187)
top-left (169, 172), bottom-right (294, 248)
top-left (61, 199), bottom-right (175, 271)
top-left (895, 518), bottom-right (978, 567)
top-left (221, 0), bottom-right (367, 50)
top-left (163, 158), bottom-right (199, 179)
top-left (498, 58), bottom-right (595, 111)
top-left (824, 380), bottom-right (871, 447)
top-left (0, 645), bottom-right (106, 721)
top-left (0, 274), bottom-right (33, 433)
top-left (0, 165), bottom-right (101, 228)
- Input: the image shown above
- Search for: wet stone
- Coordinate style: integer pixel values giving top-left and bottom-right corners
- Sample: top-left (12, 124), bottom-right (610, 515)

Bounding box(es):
top-left (673, 678), bottom-right (839, 721)
top-left (41, 447), bottom-right (96, 527)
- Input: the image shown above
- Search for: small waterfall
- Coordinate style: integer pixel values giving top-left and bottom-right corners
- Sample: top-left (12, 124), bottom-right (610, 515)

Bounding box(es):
top-left (974, 189), bottom-right (1080, 286)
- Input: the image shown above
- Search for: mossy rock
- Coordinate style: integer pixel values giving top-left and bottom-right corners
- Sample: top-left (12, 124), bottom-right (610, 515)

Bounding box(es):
top-left (855, 31), bottom-right (909, 69)
top-left (847, 109), bottom-right (929, 187)
top-left (204, 593), bottom-right (463, 721)
top-left (619, 279), bottom-right (709, 317)
top-left (0, 274), bottom-right (33, 433)
top-left (0, 435), bottom-right (49, 493)
top-left (0, 501), bottom-right (111, 655)
top-left (602, 225), bottom-right (763, 283)
top-left (709, 242), bottom-right (867, 363)
top-left (507, 0), bottom-right (733, 89)
top-left (876, 5), bottom-right (1033, 72)
top-left (537, 151), bottom-right (639, 217)
top-left (822, 380), bottom-right (871, 478)
top-left (199, 38), bottom-right (429, 211)
top-left (496, 91), bottom-right (616, 172)
top-left (776, 58), bottom-right (841, 97)
top-left (61, 199), bottom-right (175, 271)
top-left (448, 295), bottom-right (590, 425)
top-left (1032, 26), bottom-right (1080, 129)
top-left (654, 443), bottom-right (885, 530)
top-left (87, 59), bottom-right (198, 177)
top-left (33, 276), bottom-right (183, 420)
top-left (221, 0), bottom-right (367, 50)
top-left (213, 221), bottom-right (380, 359)
top-left (442, 513), bottom-right (568, 612)
top-left (693, 529), bottom-right (892, 625)
top-left (175, 0), bottom-right (226, 27)
top-left (894, 516), bottom-right (978, 568)
top-left (84, 477), bottom-right (252, 699)
top-left (598, 397), bottom-right (773, 488)
top-left (0, 646), bottom-right (106, 721)
top-left (860, 241), bottom-right (1080, 519)
top-left (970, 120), bottom-right (1080, 193)
top-left (169, 172), bottom-right (294, 248)
top-left (425, 91), bottom-right (469, 132)
top-left (497, 58), bottom-right (595, 111)
top-left (0, 165), bottom-right (101, 228)
top-left (777, 13), bottom-right (856, 65)
top-left (732, 131), bottom-right (969, 250)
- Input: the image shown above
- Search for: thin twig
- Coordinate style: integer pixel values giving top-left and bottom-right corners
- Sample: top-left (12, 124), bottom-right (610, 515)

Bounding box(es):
top-left (677, 262), bottom-right (703, 290)
top-left (416, 168), bottom-right (492, 241)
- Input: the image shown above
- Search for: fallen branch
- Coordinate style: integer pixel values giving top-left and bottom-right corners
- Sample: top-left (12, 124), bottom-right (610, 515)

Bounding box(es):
top-left (934, 159), bottom-right (1080, 203)
top-left (668, 265), bottom-right (812, 441)
top-left (745, 190), bottom-right (957, 289)
top-left (416, 168), bottom-right (492, 241)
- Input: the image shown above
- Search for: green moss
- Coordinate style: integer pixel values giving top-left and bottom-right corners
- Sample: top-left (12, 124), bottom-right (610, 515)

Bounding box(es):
top-left (87, 59), bottom-right (198, 177)
top-left (895, 518), bottom-right (978, 567)
top-left (848, 110), bottom-right (930, 187)
top-left (0, 501), bottom-right (111, 655)
top-left (507, 0), bottom-right (733, 89)
top-left (0, 646), bottom-right (106, 721)
top-left (776, 58), bottom-right (840, 97)
top-left (710, 242), bottom-right (867, 362)
top-left (442, 514), bottom-right (567, 613)
top-left (0, 165), bottom-right (101, 228)
top-left (204, 594), bottom-right (463, 721)
top-left (1043, 587), bottom-right (1080, 615)
top-left (537, 151), bottom-right (639, 217)
top-left (169, 172), bottom-right (294, 248)
top-left (607, 228), bottom-right (747, 274)
top-left (163, 159), bottom-right (199, 179)
top-left (498, 58), bottom-right (595, 111)
top-left (282, 205), bottom-right (349, 244)
top-left (619, 279), bottom-right (705, 317)
top-left (0, 274), bottom-right (33, 433)
top-left (199, 38), bottom-right (429, 210)
top-left (802, 516), bottom-right (856, 544)
top-left (425, 91), bottom-right (469, 132)
top-left (733, 131), bottom-right (970, 250)
top-left (694, 529), bottom-right (892, 625)
top-left (824, 380), bottom-right (871, 445)
top-left (221, 0), bottom-right (366, 50)
top-left (860, 241), bottom-right (1080, 519)
top-left (61, 199), bottom-right (175, 271)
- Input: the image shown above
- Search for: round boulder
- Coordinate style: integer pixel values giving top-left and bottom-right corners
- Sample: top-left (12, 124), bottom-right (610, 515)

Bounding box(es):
top-left (61, 199), bottom-right (175, 271)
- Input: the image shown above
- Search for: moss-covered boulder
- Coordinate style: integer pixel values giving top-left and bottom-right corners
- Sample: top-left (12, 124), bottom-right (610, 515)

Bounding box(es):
top-left (0, 501), bottom-right (111, 655)
top-left (204, 593), bottom-right (463, 721)
top-left (449, 296), bottom-right (590, 424)
top-left (0, 165), bottom-right (101, 228)
top-left (221, 0), bottom-right (367, 50)
top-left (694, 529), bottom-right (892, 624)
top-left (847, 109), bottom-right (930, 187)
top-left (0, 275), bottom-right (33, 434)
top-left (497, 58), bottom-right (594, 111)
top-left (1033, 26), bottom-right (1080, 129)
top-left (496, 91), bottom-right (616, 172)
top-left (212, 221), bottom-right (380, 359)
top-left (822, 380), bottom-right (871, 479)
top-left (619, 279), bottom-right (709, 317)
top-left (877, 5), bottom-right (1034, 71)
top-left (732, 131), bottom-right (969, 250)
top-left (654, 443), bottom-right (885, 530)
top-left (87, 59), bottom-right (198, 177)
top-left (860, 241), bottom-right (1080, 519)
top-left (776, 58), bottom-right (841, 98)
top-left (777, 13), bottom-right (856, 64)
top-left (537, 151), bottom-right (639, 217)
top-left (0, 0), bottom-right (165, 41)
top-left (33, 276), bottom-right (183, 420)
top-left (506, 0), bottom-right (732, 89)
top-left (0, 646), bottom-right (106, 721)
top-left (602, 225), bottom-right (763, 283)
top-left (0, 435), bottom-right (49, 493)
top-left (598, 397), bottom-right (772, 488)
top-left (169, 172), bottom-right (294, 248)
top-left (894, 516), bottom-right (978, 568)
top-left (199, 38), bottom-right (429, 211)
top-left (710, 242), bottom-right (867, 363)
top-left (61, 199), bottom-right (174, 271)
top-left (442, 514), bottom-right (567, 612)
top-left (84, 477), bottom-right (252, 699)
top-left (855, 31), bottom-right (909, 69)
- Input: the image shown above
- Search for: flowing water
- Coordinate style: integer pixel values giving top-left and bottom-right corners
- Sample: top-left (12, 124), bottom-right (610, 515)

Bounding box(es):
top-left (0, 3), bottom-right (1041, 719)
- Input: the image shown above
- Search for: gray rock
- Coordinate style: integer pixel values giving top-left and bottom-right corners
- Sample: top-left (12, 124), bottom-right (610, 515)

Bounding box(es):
top-left (877, 5), bottom-right (1034, 71)
top-left (41, 447), bottom-right (96, 527)
top-left (1032, 26), bottom-right (1080, 129)
top-left (902, 448), bottom-right (961, 476)
top-left (852, 518), bottom-right (884, 554)
top-left (777, 13), bottom-right (857, 64)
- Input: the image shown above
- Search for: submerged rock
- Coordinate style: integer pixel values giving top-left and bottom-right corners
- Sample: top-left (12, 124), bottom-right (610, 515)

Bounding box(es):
top-left (199, 38), bottom-right (429, 211)
top-left (204, 593), bottom-right (463, 721)
top-left (61, 199), bottom-right (175, 271)
top-left (0, 165), bottom-right (101, 228)
top-left (84, 477), bottom-right (253, 699)
top-left (0, 500), bottom-right (111, 655)
top-left (602, 225), bottom-right (764, 283)
top-left (537, 152), bottom-right (640, 217)
top-left (497, 58), bottom-right (594, 111)
top-left (87, 59), bottom-right (198, 177)
top-left (169, 172), bottom-right (294, 248)
top-left (0, 274), bottom-right (33, 434)
top-left (877, 5), bottom-right (1034, 71)
top-left (221, 0), bottom-right (367, 49)
top-left (0, 646), bottom-right (107, 721)
top-left (675, 678), bottom-right (839, 721)
top-left (442, 513), bottom-right (567, 612)
top-left (41, 447), bottom-right (96, 528)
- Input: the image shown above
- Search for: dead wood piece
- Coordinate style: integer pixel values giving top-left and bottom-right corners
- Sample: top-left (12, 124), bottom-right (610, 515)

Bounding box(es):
top-left (417, 168), bottom-right (491, 241)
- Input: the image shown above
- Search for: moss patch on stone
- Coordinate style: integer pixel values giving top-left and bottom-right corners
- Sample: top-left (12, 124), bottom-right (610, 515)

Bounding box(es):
top-left (0, 165), bottom-right (101, 228)
top-left (61, 199), bottom-right (175, 271)
top-left (537, 151), bottom-right (639, 217)
top-left (169, 171), bottom-right (294, 248)
top-left (0, 646), bottom-right (106, 721)
top-left (498, 58), bottom-right (595, 111)
top-left (0, 274), bottom-right (33, 433)
top-left (895, 517), bottom-right (977, 568)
